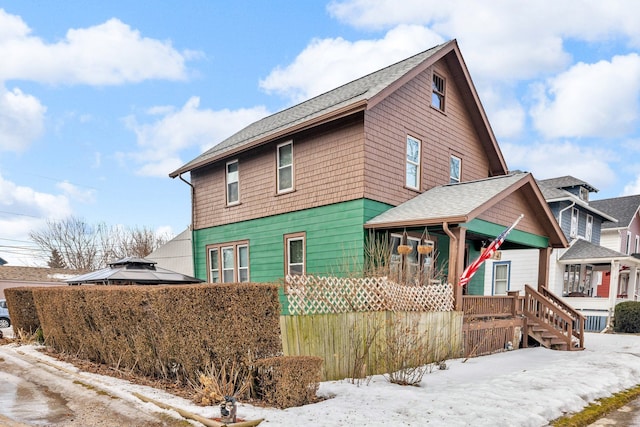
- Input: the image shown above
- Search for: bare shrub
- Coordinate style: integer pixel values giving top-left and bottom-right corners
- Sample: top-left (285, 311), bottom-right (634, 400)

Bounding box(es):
top-left (347, 315), bottom-right (382, 386)
top-left (383, 317), bottom-right (429, 386)
top-left (192, 358), bottom-right (252, 406)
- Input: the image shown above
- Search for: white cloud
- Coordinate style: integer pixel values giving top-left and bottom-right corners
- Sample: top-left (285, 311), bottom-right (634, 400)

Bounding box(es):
top-left (623, 175), bottom-right (640, 195)
top-left (501, 141), bottom-right (617, 191)
top-left (259, 25), bottom-right (443, 103)
top-left (0, 85), bottom-right (46, 151)
top-left (125, 97), bottom-right (270, 177)
top-left (0, 173), bottom-right (73, 265)
top-left (56, 181), bottom-right (97, 204)
top-left (0, 11), bottom-right (197, 85)
top-left (531, 54), bottom-right (640, 139)
top-left (328, 0), bottom-right (640, 80)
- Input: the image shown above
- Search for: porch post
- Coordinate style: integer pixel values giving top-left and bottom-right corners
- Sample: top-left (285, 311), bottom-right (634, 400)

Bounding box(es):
top-left (537, 247), bottom-right (552, 292)
top-left (447, 226), bottom-right (466, 311)
top-left (607, 260), bottom-right (620, 329)
top-left (630, 265), bottom-right (639, 301)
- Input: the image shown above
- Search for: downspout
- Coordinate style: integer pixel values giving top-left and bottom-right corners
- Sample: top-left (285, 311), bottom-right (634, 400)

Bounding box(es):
top-left (558, 201), bottom-right (575, 234)
top-left (178, 173), bottom-right (197, 277)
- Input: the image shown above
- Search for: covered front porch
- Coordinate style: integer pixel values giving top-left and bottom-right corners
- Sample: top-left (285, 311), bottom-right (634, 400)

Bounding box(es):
top-left (555, 240), bottom-right (640, 330)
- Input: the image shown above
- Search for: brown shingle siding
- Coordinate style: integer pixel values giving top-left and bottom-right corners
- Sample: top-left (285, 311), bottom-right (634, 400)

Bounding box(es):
top-left (193, 116), bottom-right (366, 230)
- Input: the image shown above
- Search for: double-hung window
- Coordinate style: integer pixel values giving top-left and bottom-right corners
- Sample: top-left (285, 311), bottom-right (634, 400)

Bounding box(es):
top-left (492, 262), bottom-right (510, 295)
top-left (285, 233), bottom-right (305, 276)
top-left (208, 241), bottom-right (249, 283)
top-left (585, 214), bottom-right (593, 241)
top-left (226, 160), bottom-right (239, 205)
top-left (406, 136), bottom-right (421, 190)
top-left (626, 231), bottom-right (632, 254)
top-left (570, 208), bottom-right (579, 238)
top-left (432, 73), bottom-right (445, 111)
top-left (277, 141), bottom-right (293, 193)
top-left (450, 155), bottom-right (461, 184)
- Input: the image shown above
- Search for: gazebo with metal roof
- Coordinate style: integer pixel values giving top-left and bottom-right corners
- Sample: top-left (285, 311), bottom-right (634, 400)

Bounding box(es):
top-left (66, 257), bottom-right (204, 285)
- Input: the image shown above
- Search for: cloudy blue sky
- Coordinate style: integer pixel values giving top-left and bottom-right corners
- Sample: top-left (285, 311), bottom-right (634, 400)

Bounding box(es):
top-left (1, 0), bottom-right (639, 266)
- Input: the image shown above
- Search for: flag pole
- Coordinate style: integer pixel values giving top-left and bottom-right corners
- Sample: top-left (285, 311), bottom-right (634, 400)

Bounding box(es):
top-left (458, 214), bottom-right (525, 287)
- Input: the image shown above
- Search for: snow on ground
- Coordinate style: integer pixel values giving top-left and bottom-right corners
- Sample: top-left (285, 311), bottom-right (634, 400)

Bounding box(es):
top-left (3, 332), bottom-right (640, 426)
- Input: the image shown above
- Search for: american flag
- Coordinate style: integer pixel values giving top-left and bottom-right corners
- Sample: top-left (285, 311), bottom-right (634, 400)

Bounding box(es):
top-left (459, 214), bottom-right (524, 287)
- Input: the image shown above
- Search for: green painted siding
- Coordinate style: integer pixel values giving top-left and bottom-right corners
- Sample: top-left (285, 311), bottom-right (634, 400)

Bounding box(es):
top-left (193, 198), bottom-right (392, 283)
top-left (463, 218), bottom-right (549, 248)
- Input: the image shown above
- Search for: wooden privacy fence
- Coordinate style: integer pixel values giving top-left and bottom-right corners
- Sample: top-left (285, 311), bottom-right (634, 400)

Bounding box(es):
top-left (285, 275), bottom-right (454, 315)
top-left (280, 311), bottom-right (463, 381)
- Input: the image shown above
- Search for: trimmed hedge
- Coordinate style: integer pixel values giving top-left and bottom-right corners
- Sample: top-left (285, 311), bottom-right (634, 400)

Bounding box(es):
top-left (11, 283), bottom-right (282, 384)
top-left (614, 301), bottom-right (640, 333)
top-left (4, 287), bottom-right (41, 334)
top-left (254, 356), bottom-right (323, 408)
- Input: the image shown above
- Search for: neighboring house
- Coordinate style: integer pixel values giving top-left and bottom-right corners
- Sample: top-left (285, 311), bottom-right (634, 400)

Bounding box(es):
top-left (146, 228), bottom-right (194, 276)
top-left (486, 176), bottom-right (640, 331)
top-left (0, 265), bottom-right (85, 298)
top-left (169, 39), bottom-right (566, 311)
top-left (590, 194), bottom-right (640, 299)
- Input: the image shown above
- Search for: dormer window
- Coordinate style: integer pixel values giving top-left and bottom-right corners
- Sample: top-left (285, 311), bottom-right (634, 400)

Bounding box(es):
top-left (432, 73), bottom-right (445, 111)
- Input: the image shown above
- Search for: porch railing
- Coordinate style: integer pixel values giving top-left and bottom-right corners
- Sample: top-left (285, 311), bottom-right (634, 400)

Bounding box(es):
top-left (462, 291), bottom-right (522, 319)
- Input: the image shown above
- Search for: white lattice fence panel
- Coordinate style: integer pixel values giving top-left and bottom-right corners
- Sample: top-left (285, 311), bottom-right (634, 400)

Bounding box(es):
top-left (285, 275), bottom-right (454, 314)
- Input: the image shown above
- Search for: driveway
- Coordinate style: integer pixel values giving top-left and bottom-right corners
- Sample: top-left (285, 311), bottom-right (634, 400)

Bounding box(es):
top-left (0, 335), bottom-right (203, 427)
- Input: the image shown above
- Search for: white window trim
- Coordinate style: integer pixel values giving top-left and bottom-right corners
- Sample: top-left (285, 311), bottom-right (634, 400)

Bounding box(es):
top-left (277, 141), bottom-right (294, 194)
top-left (207, 241), bottom-right (250, 283)
top-left (570, 208), bottom-right (579, 238)
top-left (406, 135), bottom-right (421, 190)
top-left (450, 155), bottom-right (461, 184)
top-left (492, 262), bottom-right (510, 295)
top-left (585, 214), bottom-right (593, 242)
top-left (635, 235), bottom-right (639, 254)
top-left (285, 233), bottom-right (305, 276)
top-left (226, 159), bottom-right (239, 206)
top-left (626, 231), bottom-right (632, 254)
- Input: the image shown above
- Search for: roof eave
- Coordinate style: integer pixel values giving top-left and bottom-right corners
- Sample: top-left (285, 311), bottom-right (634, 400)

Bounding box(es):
top-left (364, 215), bottom-right (468, 230)
top-left (169, 99), bottom-right (369, 178)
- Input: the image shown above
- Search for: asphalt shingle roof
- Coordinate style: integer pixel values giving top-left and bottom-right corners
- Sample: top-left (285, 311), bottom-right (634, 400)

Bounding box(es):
top-left (366, 172), bottom-right (528, 226)
top-left (170, 41), bottom-right (452, 177)
top-left (559, 238), bottom-right (629, 261)
top-left (590, 194), bottom-right (640, 229)
top-left (538, 176), bottom-right (598, 193)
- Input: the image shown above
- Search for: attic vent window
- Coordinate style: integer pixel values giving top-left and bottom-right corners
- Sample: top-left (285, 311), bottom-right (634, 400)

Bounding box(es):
top-left (432, 73), bottom-right (445, 111)
top-left (579, 186), bottom-right (589, 201)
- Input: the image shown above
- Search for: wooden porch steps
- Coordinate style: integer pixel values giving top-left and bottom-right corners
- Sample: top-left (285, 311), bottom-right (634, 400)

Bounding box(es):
top-left (522, 285), bottom-right (585, 352)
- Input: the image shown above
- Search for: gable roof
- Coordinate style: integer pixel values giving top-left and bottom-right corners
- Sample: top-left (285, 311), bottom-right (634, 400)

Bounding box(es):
top-left (365, 172), bottom-right (567, 247)
top-left (590, 194), bottom-right (640, 230)
top-left (537, 178), bottom-right (617, 222)
top-left (170, 39), bottom-right (507, 178)
top-left (538, 176), bottom-right (598, 193)
top-left (558, 238), bottom-right (640, 265)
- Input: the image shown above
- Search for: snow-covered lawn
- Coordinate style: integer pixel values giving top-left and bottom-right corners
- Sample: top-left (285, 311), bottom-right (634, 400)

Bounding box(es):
top-left (2, 332), bottom-right (640, 426)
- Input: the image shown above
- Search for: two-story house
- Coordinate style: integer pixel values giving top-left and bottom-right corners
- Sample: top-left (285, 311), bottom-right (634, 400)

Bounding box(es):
top-left (590, 194), bottom-right (640, 300)
top-left (169, 39), bottom-right (567, 311)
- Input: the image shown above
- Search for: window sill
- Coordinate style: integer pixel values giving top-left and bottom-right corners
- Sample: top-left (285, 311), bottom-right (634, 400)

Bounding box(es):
top-left (430, 105), bottom-right (447, 116)
top-left (403, 185), bottom-right (421, 193)
top-left (276, 188), bottom-right (296, 196)
top-left (225, 201), bottom-right (242, 208)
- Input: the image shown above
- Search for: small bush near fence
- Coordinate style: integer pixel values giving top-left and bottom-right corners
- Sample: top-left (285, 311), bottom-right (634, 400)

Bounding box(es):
top-left (253, 356), bottom-right (323, 408)
top-left (12, 283), bottom-right (282, 387)
top-left (4, 287), bottom-right (41, 334)
top-left (614, 301), bottom-right (640, 333)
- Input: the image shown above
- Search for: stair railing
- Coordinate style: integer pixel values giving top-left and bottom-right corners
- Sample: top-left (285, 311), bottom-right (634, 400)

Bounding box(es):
top-left (524, 285), bottom-right (585, 349)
